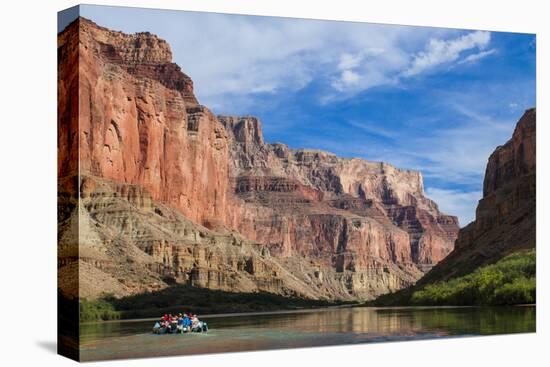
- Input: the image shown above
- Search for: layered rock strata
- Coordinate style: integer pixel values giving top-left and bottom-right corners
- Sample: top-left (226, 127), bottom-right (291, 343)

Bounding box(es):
top-left (58, 18), bottom-right (459, 301)
top-left (220, 116), bottom-right (459, 275)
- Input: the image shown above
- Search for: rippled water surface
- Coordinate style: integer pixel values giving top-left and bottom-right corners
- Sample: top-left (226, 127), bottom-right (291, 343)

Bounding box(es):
top-left (80, 306), bottom-right (535, 361)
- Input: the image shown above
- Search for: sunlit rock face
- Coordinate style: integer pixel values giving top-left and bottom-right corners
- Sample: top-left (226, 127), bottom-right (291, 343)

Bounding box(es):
top-left (219, 115), bottom-right (459, 287)
top-left (60, 17), bottom-right (229, 228)
top-left (58, 17), bottom-right (459, 302)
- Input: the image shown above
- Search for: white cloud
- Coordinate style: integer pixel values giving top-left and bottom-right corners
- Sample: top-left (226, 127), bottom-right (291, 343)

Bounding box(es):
top-left (85, 7), bottom-right (493, 111)
top-left (403, 31), bottom-right (491, 77)
top-left (161, 15), bottom-right (421, 112)
top-left (338, 53), bottom-right (363, 70)
top-left (341, 70), bottom-right (360, 84)
top-left (425, 188), bottom-right (481, 227)
top-left (330, 47), bottom-right (403, 93)
top-left (331, 53), bottom-right (362, 91)
top-left (456, 48), bottom-right (497, 65)
top-left (328, 30), bottom-right (494, 98)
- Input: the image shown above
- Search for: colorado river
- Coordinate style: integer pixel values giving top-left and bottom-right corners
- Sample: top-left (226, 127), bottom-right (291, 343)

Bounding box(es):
top-left (80, 306), bottom-right (535, 361)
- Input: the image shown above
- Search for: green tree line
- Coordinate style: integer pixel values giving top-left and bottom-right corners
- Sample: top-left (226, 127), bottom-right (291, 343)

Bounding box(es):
top-left (410, 250), bottom-right (536, 306)
top-left (80, 297), bottom-right (121, 322)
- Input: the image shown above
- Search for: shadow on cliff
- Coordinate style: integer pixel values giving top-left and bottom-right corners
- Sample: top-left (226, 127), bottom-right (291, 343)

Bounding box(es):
top-left (103, 285), bottom-right (351, 319)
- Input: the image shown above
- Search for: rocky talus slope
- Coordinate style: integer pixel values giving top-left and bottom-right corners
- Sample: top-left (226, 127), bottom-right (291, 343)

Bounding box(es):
top-left (58, 18), bottom-right (458, 302)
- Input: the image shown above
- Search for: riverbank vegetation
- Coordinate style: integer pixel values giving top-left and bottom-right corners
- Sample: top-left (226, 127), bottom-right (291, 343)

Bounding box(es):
top-left (410, 250), bottom-right (535, 306)
top-left (80, 298), bottom-right (121, 322)
top-left (371, 249), bottom-right (535, 306)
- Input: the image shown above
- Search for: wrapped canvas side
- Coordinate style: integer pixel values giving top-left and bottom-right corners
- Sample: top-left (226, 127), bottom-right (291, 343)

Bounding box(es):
top-left (58, 5), bottom-right (81, 362)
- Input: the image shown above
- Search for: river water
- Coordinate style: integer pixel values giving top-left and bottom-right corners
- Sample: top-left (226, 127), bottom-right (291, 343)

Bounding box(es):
top-left (80, 306), bottom-right (535, 361)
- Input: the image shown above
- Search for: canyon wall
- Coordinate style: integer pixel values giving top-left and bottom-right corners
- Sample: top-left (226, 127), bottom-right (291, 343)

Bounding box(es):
top-left (66, 17), bottom-right (230, 226)
top-left (220, 115), bottom-right (459, 272)
top-left (58, 18), bottom-right (459, 302)
top-left (417, 108), bottom-right (536, 285)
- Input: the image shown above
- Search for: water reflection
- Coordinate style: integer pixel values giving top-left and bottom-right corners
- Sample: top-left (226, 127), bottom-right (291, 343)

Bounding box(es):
top-left (201, 307), bottom-right (535, 335)
top-left (80, 306), bottom-right (535, 361)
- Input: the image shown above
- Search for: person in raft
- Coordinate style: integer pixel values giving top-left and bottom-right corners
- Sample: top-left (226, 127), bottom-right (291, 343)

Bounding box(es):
top-left (153, 312), bottom-right (208, 334)
top-left (182, 313), bottom-right (192, 331)
top-left (153, 317), bottom-right (167, 334)
top-left (177, 313), bottom-right (185, 333)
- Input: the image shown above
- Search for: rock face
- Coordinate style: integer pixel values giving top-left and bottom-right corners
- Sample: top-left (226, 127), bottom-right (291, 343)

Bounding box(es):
top-left (61, 18), bottom-right (229, 227)
top-left (418, 108), bottom-right (536, 285)
top-left (58, 18), bottom-right (459, 302)
top-left (220, 116), bottom-right (458, 274)
top-left (66, 175), bottom-right (332, 300)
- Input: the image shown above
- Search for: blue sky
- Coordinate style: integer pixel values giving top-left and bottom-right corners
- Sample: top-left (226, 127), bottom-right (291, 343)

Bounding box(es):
top-left (69, 5), bottom-right (536, 226)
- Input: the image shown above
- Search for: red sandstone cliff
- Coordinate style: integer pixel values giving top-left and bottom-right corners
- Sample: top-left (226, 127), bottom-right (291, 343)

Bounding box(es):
top-left (220, 115), bottom-right (458, 272)
top-left (59, 18), bottom-right (229, 226)
top-left (58, 18), bottom-right (459, 301)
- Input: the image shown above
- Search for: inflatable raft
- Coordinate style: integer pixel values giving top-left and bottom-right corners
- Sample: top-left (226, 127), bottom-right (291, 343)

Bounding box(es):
top-left (153, 322), bottom-right (208, 334)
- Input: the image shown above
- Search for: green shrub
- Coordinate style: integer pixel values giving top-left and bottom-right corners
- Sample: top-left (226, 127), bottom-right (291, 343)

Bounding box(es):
top-left (493, 277), bottom-right (535, 305)
top-left (410, 250), bottom-right (535, 306)
top-left (80, 297), bottom-right (121, 322)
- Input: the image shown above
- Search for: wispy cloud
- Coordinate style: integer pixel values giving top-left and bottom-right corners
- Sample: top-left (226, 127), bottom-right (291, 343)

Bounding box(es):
top-left (403, 31), bottom-right (491, 77)
top-left (288, 88), bottom-right (527, 226)
top-left (83, 6), bottom-right (495, 112)
top-left (330, 48), bottom-right (404, 94)
top-left (345, 120), bottom-right (398, 139)
top-left (395, 96), bottom-right (516, 187)
top-left (456, 48), bottom-right (497, 65)
top-left (425, 188), bottom-right (481, 226)
top-left (329, 31), bottom-right (494, 99)
top-left (163, 15), bottom-right (419, 112)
